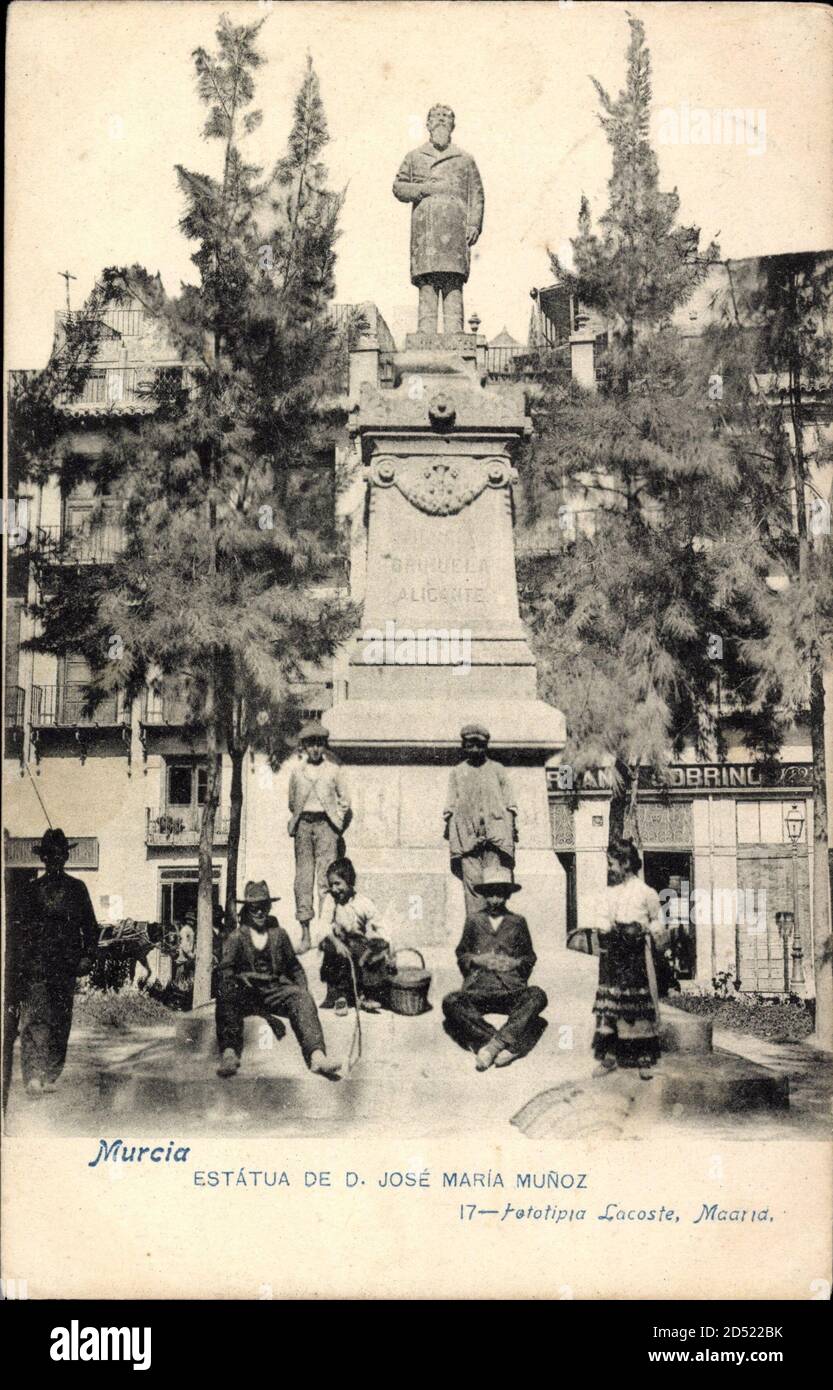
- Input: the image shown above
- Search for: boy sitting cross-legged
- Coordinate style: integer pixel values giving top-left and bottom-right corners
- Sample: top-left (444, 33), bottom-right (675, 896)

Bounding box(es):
top-left (442, 877), bottom-right (548, 1071)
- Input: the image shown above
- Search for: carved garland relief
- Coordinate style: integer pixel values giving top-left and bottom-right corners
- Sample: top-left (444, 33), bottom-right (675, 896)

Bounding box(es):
top-left (365, 455), bottom-right (517, 515)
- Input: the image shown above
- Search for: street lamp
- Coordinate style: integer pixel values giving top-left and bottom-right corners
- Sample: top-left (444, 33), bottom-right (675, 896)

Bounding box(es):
top-left (784, 803), bottom-right (806, 995)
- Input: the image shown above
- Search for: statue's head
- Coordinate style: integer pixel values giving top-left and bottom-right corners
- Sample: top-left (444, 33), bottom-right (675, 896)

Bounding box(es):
top-left (427, 104), bottom-right (455, 150)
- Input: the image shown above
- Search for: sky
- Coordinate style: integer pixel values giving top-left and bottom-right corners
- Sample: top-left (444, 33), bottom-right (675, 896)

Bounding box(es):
top-left (6, 0), bottom-right (833, 366)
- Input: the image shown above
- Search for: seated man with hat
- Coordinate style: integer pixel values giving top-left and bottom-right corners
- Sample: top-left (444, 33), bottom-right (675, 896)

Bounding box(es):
top-left (288, 720), bottom-right (352, 956)
top-left (5, 828), bottom-right (98, 1099)
top-left (443, 723), bottom-right (518, 916)
top-left (216, 880), bottom-right (339, 1080)
top-left (442, 876), bottom-right (548, 1071)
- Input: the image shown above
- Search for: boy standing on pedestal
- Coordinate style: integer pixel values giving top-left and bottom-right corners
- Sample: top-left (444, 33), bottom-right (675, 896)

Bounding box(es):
top-left (288, 721), bottom-right (352, 955)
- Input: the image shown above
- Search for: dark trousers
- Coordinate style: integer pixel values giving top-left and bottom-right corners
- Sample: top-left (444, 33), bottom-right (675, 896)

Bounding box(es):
top-left (443, 985), bottom-right (548, 1057)
top-left (215, 977), bottom-right (325, 1065)
top-left (11, 976), bottom-right (78, 1085)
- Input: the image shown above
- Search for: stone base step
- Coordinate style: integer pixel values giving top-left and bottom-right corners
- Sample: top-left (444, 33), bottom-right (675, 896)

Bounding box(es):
top-left (512, 1050), bottom-right (789, 1138)
top-left (659, 1003), bottom-right (713, 1053)
top-left (652, 1050), bottom-right (789, 1113)
top-left (175, 1003), bottom-right (219, 1056)
top-left (96, 1057), bottom-right (367, 1125)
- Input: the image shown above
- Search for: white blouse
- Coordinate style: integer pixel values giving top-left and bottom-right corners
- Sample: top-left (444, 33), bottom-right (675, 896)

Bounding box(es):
top-left (602, 877), bottom-right (664, 941)
top-left (318, 891), bottom-right (383, 941)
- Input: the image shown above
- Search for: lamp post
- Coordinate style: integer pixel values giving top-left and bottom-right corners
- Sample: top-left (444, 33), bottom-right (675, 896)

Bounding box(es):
top-left (775, 910), bottom-right (794, 994)
top-left (785, 803), bottom-right (806, 995)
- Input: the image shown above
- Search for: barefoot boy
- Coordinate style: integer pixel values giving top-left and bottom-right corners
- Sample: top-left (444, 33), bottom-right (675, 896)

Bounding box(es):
top-left (442, 878), bottom-right (547, 1071)
top-left (216, 881), bottom-right (339, 1080)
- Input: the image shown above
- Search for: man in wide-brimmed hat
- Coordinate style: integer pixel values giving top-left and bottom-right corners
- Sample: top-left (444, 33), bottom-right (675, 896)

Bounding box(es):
top-left (288, 720), bottom-right (352, 955)
top-left (5, 828), bottom-right (99, 1100)
top-left (443, 723), bottom-right (518, 916)
top-left (442, 875), bottom-right (548, 1071)
top-left (215, 880), bottom-right (339, 1080)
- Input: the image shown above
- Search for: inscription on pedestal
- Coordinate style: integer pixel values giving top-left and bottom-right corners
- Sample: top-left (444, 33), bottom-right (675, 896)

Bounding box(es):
top-left (386, 553), bottom-right (490, 608)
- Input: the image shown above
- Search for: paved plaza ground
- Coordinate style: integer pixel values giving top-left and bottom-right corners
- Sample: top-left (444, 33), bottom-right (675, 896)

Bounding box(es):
top-left (5, 945), bottom-right (832, 1142)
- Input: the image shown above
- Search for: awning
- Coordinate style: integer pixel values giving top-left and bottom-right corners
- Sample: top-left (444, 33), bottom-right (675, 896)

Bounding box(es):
top-left (4, 834), bottom-right (99, 870)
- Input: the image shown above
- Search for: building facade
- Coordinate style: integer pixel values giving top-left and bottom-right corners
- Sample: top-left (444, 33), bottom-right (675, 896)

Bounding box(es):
top-left (4, 289), bottom-right (392, 944)
top-left (525, 253), bottom-right (833, 995)
top-left (4, 264), bottom-right (831, 999)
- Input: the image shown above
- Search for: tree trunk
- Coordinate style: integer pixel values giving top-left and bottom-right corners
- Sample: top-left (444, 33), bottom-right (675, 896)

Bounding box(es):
top-left (225, 745), bottom-right (245, 928)
top-left (608, 759), bottom-right (633, 844)
top-left (608, 792), bottom-right (626, 844)
top-left (785, 274), bottom-right (831, 1045)
top-left (194, 667), bottom-right (222, 1009)
top-left (809, 662), bottom-right (832, 1047)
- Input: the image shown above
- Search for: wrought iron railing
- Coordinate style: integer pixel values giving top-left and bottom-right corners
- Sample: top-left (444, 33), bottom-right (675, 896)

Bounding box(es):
top-left (487, 344), bottom-right (572, 384)
top-left (5, 685), bottom-right (25, 728)
top-left (141, 686), bottom-right (197, 727)
top-left (145, 806), bottom-right (230, 847)
top-left (487, 346), bottom-right (527, 377)
top-left (31, 684), bottom-right (129, 728)
top-left (57, 366), bottom-right (187, 409)
top-left (35, 522), bottom-right (125, 565)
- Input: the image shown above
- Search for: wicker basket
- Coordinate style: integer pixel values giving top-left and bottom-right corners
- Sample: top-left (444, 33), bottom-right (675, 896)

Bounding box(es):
top-left (387, 948), bottom-right (432, 1016)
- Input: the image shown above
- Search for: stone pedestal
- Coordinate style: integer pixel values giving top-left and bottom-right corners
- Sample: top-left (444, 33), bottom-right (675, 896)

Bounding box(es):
top-left (326, 340), bottom-right (565, 942)
top-left (658, 1002), bottom-right (714, 1053)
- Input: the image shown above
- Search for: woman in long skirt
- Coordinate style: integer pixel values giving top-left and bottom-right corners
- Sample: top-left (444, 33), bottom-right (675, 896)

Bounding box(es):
top-left (592, 837), bottom-right (666, 1080)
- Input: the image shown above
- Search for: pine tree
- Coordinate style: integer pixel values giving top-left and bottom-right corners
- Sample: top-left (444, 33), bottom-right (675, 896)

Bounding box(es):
top-left (522, 13), bottom-right (773, 849)
top-left (23, 18), bottom-right (355, 1005)
top-left (551, 14), bottom-right (718, 358)
top-left (703, 252), bottom-right (833, 1041)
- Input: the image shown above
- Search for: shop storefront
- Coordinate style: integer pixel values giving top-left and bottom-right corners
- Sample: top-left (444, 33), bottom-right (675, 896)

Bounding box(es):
top-left (549, 762), bottom-right (815, 995)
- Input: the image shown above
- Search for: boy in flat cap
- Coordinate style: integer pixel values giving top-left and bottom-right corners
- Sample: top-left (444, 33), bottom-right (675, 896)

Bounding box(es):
top-left (5, 829), bottom-right (98, 1098)
top-left (442, 877), bottom-right (548, 1070)
top-left (288, 721), bottom-right (352, 955)
top-left (216, 880), bottom-right (339, 1079)
top-left (443, 724), bottom-right (518, 916)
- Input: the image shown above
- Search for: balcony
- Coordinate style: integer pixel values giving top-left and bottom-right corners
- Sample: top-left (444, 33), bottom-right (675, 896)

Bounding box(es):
top-left (138, 684), bottom-right (208, 760)
top-left (57, 366), bottom-right (187, 415)
top-left (35, 521), bottom-right (125, 566)
top-left (29, 683), bottom-right (131, 764)
top-left (31, 683), bottom-right (129, 729)
top-left (146, 806), bottom-right (230, 848)
top-left (5, 686), bottom-right (25, 729)
top-left (141, 686), bottom-right (197, 728)
top-left (4, 685), bottom-right (25, 761)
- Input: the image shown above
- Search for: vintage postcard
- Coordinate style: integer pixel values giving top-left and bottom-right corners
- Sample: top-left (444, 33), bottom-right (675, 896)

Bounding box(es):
top-left (3, 0), bottom-right (832, 1306)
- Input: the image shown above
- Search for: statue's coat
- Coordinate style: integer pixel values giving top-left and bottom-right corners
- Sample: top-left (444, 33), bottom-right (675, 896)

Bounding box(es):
top-left (393, 142), bottom-right (484, 283)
